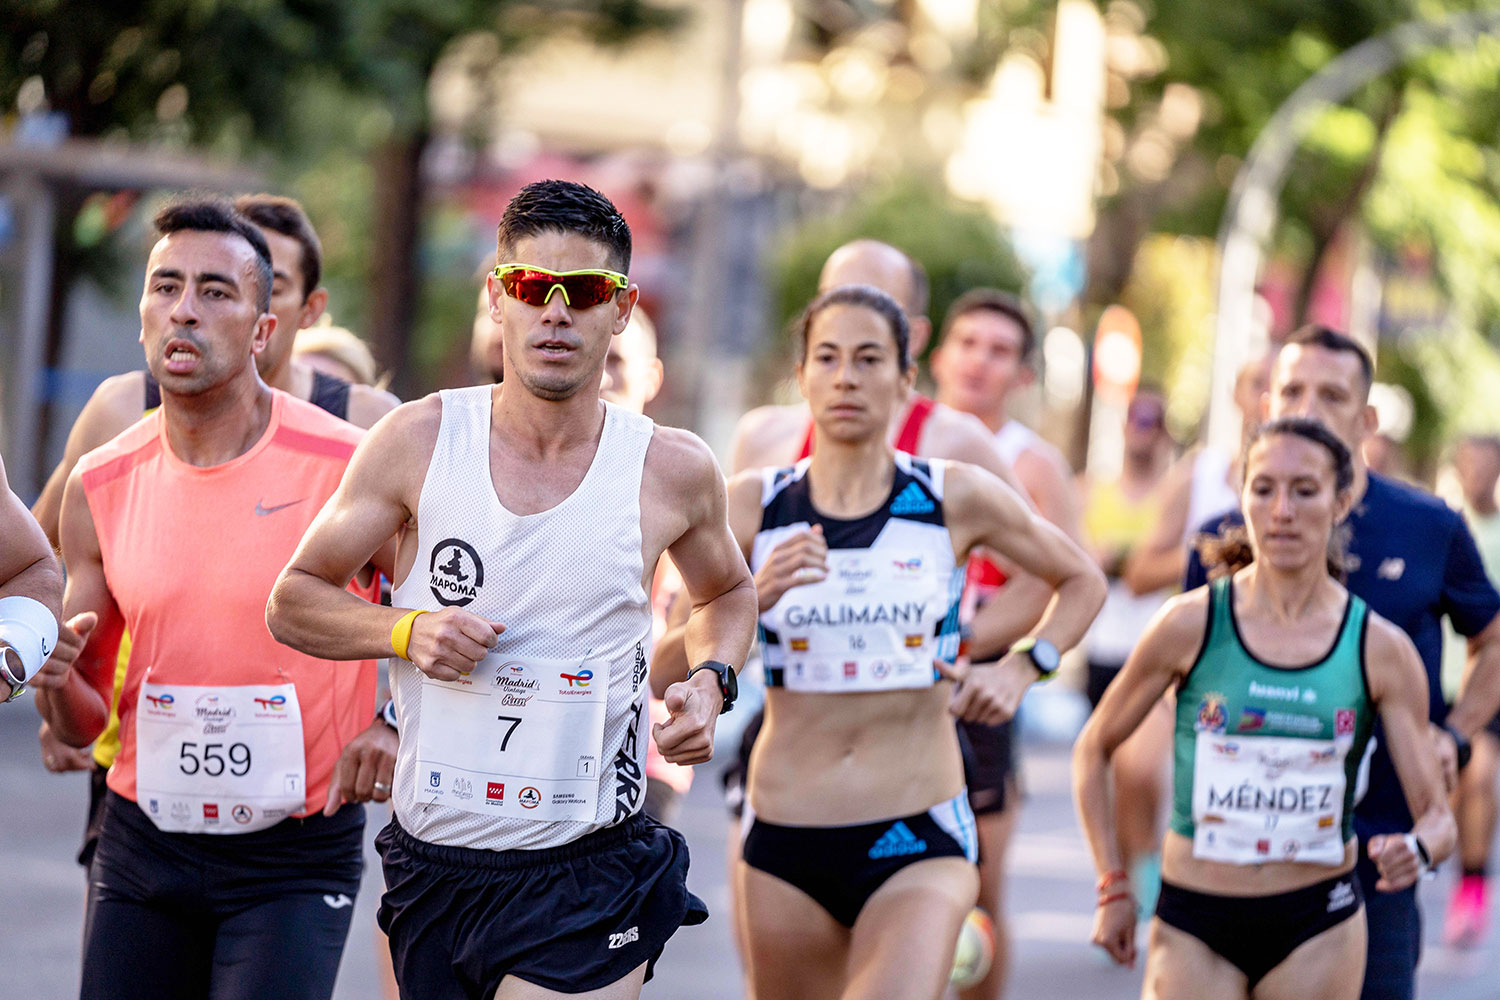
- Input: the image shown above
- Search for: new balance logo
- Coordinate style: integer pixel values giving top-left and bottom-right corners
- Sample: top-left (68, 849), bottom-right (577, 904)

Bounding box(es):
top-left (1327, 880), bottom-right (1355, 913)
top-left (889, 483), bottom-right (935, 516)
top-left (869, 821), bottom-right (928, 859)
top-left (322, 894), bottom-right (354, 910)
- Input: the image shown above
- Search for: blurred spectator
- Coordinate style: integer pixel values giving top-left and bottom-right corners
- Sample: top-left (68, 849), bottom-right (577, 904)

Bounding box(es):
top-left (294, 321), bottom-right (387, 390)
top-left (1444, 434), bottom-right (1500, 947)
top-left (1363, 432), bottom-right (1411, 481)
top-left (1077, 386), bottom-right (1176, 917)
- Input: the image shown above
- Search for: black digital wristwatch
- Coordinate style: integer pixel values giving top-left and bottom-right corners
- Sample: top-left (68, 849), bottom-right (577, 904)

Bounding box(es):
top-left (687, 660), bottom-right (738, 713)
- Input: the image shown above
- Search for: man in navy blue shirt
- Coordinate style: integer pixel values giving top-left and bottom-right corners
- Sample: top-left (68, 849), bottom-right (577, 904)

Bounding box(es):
top-left (1184, 325), bottom-right (1500, 1000)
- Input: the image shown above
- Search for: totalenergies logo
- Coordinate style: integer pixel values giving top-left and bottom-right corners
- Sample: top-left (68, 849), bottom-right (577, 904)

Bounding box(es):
top-left (145, 693), bottom-right (175, 710)
top-left (253, 695), bottom-right (287, 712)
top-left (560, 669), bottom-right (593, 688)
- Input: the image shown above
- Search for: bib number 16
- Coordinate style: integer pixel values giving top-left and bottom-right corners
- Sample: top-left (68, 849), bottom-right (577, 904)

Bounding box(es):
top-left (178, 741), bottom-right (252, 777)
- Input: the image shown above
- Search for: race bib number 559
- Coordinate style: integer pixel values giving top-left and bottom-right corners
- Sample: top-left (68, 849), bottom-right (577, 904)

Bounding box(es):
top-left (134, 680), bottom-right (307, 834)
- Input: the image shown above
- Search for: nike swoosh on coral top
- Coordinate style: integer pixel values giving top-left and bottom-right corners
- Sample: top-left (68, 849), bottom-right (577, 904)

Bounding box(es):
top-left (255, 499), bottom-right (306, 517)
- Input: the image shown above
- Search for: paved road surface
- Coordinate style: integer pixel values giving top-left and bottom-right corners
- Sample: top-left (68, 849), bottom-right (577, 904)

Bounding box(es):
top-left (4, 702), bottom-right (1496, 999)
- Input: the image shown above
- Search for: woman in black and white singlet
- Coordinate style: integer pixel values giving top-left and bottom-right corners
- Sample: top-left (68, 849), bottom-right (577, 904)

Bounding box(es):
top-left (725, 284), bottom-right (1106, 1000)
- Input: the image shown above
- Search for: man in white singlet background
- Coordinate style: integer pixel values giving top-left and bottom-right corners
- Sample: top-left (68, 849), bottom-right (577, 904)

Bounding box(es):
top-left (266, 178), bottom-right (757, 1000)
top-left (930, 288), bottom-right (1081, 540)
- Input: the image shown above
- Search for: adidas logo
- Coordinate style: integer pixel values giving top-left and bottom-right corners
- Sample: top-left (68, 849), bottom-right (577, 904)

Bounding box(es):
top-left (890, 483), bottom-right (935, 516)
top-left (868, 820), bottom-right (928, 859)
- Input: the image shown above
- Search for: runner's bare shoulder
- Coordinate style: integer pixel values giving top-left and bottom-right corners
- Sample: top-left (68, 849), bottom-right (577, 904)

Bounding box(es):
top-left (1141, 587), bottom-right (1214, 677)
top-left (644, 425), bottom-right (723, 500)
top-left (729, 402), bottom-right (808, 473)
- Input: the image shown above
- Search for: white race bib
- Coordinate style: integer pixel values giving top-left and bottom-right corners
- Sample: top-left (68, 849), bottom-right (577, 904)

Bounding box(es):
top-left (134, 679), bottom-right (307, 834)
top-left (415, 654), bottom-right (608, 823)
top-left (1191, 732), bottom-right (1350, 866)
top-left (774, 550), bottom-right (942, 693)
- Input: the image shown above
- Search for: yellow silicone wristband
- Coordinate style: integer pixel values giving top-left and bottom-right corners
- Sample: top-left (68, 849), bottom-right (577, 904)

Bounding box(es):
top-left (391, 609), bottom-right (429, 661)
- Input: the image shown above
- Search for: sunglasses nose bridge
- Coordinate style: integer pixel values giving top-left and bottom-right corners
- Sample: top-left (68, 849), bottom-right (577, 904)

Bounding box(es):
top-left (542, 282), bottom-right (572, 308)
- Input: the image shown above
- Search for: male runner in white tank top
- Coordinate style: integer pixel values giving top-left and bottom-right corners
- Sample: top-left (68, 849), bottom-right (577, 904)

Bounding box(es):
top-left (930, 288), bottom-right (1081, 540)
top-left (267, 179), bottom-right (757, 1000)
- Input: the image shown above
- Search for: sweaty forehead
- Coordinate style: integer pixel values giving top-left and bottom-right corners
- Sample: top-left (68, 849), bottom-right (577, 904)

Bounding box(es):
top-left (148, 230), bottom-right (257, 283)
top-left (1249, 434), bottom-right (1334, 476)
top-left (953, 308), bottom-right (1025, 350)
top-left (1274, 344), bottom-right (1362, 391)
top-left (505, 230), bottom-right (618, 272)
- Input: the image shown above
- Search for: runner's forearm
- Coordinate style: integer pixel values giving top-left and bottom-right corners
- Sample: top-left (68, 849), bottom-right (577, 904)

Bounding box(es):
top-left (1072, 725), bottom-right (1126, 879)
top-left (1026, 571), bottom-right (1107, 653)
top-left (34, 669), bottom-right (109, 747)
top-left (967, 572), bottom-right (1050, 661)
top-left (1446, 630), bottom-right (1500, 740)
top-left (1410, 800), bottom-right (1457, 869)
top-left (267, 569), bottom-right (411, 662)
top-left (680, 576), bottom-right (757, 681)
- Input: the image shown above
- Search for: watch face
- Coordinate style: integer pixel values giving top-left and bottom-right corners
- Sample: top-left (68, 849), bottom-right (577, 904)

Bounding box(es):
top-left (1031, 640), bottom-right (1060, 672)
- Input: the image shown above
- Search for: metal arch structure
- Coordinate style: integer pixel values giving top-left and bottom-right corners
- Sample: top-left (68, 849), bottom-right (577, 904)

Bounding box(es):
top-left (1207, 9), bottom-right (1500, 452)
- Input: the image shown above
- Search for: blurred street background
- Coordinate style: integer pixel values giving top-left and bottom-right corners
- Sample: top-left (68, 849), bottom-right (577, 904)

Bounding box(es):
top-left (6, 691), bottom-right (1499, 999)
top-left (6, 2), bottom-right (1500, 997)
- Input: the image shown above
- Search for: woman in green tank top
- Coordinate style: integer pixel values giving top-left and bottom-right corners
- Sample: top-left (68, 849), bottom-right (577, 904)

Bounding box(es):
top-left (1073, 417), bottom-right (1454, 1000)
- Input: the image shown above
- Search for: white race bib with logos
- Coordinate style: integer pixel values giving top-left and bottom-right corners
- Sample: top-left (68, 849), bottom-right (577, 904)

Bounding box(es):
top-left (414, 654), bottom-right (607, 823)
top-left (134, 679), bottom-right (307, 834)
top-left (774, 549), bottom-right (943, 693)
top-left (1191, 732), bottom-right (1350, 866)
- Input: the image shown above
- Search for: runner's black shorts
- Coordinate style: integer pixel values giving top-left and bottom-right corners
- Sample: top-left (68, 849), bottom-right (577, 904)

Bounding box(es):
top-left (82, 789), bottom-right (364, 1000)
top-left (377, 812), bottom-right (708, 998)
top-left (958, 717), bottom-right (1016, 816)
top-left (78, 762), bottom-right (110, 869)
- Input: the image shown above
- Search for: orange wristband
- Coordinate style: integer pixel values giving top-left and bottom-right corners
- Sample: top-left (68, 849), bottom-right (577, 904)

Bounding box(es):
top-left (391, 610), bottom-right (429, 661)
top-left (1096, 870), bottom-right (1129, 893)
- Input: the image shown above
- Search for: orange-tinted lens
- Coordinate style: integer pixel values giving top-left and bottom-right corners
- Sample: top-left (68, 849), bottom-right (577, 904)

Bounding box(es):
top-left (499, 270), bottom-right (621, 309)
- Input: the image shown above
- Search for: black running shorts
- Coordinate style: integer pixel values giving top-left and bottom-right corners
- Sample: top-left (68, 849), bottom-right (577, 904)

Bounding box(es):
top-left (376, 813), bottom-right (708, 998)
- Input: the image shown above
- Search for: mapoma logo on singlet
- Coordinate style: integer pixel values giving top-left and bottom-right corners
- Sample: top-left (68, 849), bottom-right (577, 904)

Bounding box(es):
top-left (430, 538), bottom-right (483, 607)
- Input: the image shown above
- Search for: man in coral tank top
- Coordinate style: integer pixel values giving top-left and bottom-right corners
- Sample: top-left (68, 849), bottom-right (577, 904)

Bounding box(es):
top-left (33, 197), bottom-right (388, 1000)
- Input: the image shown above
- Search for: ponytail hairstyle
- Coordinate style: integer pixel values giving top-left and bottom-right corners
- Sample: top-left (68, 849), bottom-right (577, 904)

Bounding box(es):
top-left (1196, 417), bottom-right (1354, 579)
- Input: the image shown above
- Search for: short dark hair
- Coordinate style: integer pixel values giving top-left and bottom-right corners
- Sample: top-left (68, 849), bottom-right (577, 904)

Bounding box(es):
top-left (153, 196), bottom-right (273, 313)
top-left (235, 194), bottom-right (322, 300)
top-left (1284, 325), bottom-right (1374, 391)
top-left (496, 180), bottom-right (631, 273)
top-left (939, 288), bottom-right (1036, 361)
top-left (797, 284), bottom-right (911, 374)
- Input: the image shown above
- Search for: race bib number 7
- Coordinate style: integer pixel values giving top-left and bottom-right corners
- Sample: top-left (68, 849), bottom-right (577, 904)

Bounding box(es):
top-left (415, 654), bottom-right (608, 823)
top-left (134, 680), bottom-right (307, 834)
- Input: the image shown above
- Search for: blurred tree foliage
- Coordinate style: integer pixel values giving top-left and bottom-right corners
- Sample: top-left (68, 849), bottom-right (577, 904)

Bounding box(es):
top-left (767, 177), bottom-right (1027, 367)
top-left (1097, 0), bottom-right (1500, 454)
top-left (0, 0), bottom-right (679, 394)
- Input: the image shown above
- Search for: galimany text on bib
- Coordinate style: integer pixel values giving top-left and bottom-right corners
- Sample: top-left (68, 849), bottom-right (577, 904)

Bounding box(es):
top-left (774, 549), bottom-right (944, 693)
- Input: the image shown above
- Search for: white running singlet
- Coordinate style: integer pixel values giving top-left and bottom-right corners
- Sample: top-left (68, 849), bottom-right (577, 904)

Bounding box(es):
top-left (390, 387), bottom-right (656, 850)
